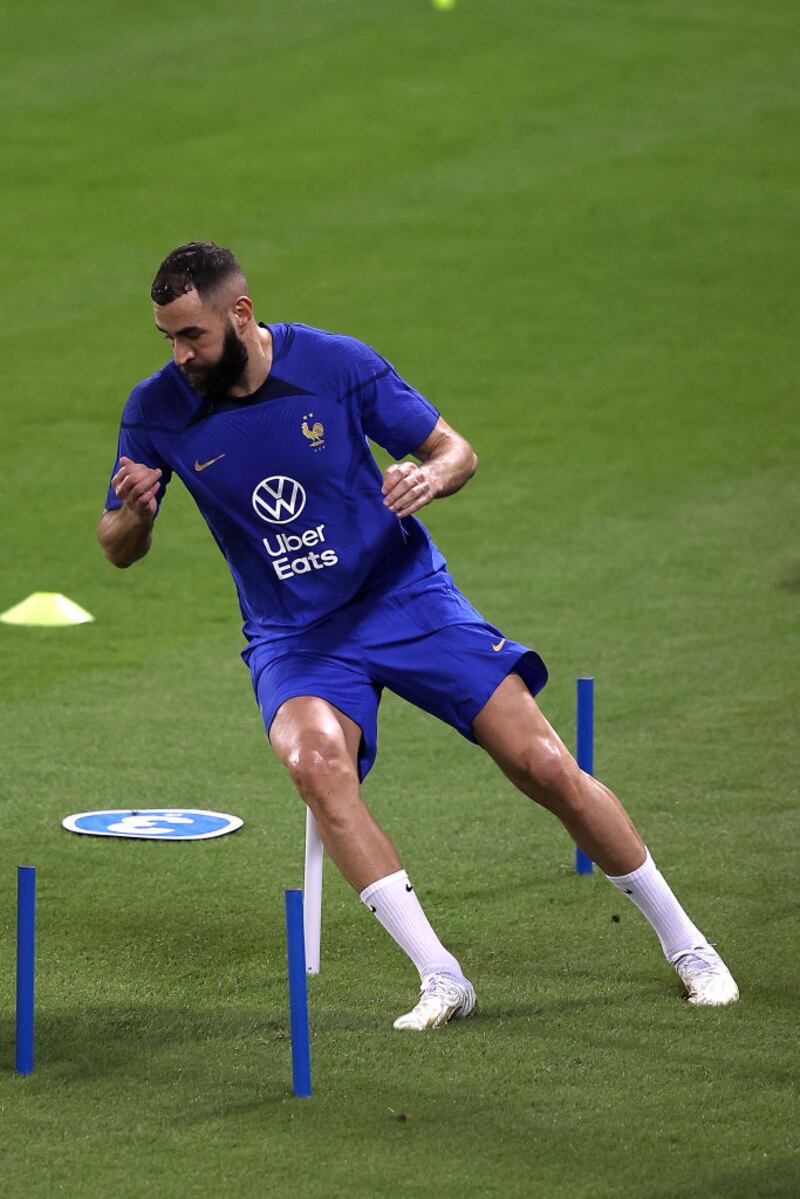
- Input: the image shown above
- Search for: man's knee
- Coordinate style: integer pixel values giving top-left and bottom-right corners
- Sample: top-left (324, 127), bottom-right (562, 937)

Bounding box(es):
top-left (509, 736), bottom-right (584, 812)
top-left (281, 728), bottom-right (357, 801)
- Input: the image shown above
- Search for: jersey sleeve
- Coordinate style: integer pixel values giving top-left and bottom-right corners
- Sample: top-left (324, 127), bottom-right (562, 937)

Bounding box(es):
top-left (364, 365), bottom-right (440, 459)
top-left (104, 410), bottom-right (173, 513)
top-left (340, 339), bottom-right (440, 460)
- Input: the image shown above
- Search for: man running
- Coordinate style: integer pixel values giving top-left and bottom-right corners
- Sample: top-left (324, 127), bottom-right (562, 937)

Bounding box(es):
top-left (98, 242), bottom-right (738, 1028)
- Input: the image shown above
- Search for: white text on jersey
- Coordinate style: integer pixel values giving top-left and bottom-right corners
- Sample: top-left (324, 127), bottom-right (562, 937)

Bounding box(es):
top-left (262, 524), bottom-right (339, 581)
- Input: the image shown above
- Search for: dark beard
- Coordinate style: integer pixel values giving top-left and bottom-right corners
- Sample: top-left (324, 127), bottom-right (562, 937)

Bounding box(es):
top-left (180, 324), bottom-right (249, 399)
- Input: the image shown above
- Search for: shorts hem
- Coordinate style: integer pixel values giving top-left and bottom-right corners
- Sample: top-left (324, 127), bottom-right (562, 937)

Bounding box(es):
top-left (460, 649), bottom-right (549, 744)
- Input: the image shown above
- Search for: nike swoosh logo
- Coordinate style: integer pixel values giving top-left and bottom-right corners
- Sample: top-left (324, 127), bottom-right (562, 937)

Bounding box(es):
top-left (194, 454), bottom-right (226, 472)
top-left (492, 638), bottom-right (506, 652)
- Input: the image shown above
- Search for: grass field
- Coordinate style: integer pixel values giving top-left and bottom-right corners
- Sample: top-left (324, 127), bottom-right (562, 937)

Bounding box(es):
top-left (1, 1), bottom-right (798, 1195)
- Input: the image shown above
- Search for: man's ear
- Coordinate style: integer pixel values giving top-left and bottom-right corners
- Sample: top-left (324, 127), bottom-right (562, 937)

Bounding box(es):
top-left (233, 295), bottom-right (253, 332)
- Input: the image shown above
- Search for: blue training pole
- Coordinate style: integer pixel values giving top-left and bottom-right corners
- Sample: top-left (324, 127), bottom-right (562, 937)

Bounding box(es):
top-left (576, 679), bottom-right (595, 875)
top-left (284, 889), bottom-right (312, 1097)
top-left (16, 865), bottom-right (36, 1076)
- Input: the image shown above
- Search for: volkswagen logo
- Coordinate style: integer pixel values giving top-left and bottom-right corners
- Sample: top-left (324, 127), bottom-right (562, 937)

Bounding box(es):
top-left (252, 476), bottom-right (307, 525)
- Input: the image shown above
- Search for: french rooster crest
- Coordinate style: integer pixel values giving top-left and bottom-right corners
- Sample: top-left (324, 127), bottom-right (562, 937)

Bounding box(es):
top-left (301, 414), bottom-right (325, 451)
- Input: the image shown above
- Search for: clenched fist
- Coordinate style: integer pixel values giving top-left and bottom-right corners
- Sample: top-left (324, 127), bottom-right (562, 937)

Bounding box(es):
top-left (382, 462), bottom-right (434, 519)
top-left (111, 456), bottom-right (162, 520)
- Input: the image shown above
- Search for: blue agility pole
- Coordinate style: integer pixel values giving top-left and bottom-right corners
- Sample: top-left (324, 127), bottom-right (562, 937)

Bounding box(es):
top-left (16, 865), bottom-right (36, 1075)
top-left (284, 889), bottom-right (312, 1097)
top-left (576, 679), bottom-right (595, 875)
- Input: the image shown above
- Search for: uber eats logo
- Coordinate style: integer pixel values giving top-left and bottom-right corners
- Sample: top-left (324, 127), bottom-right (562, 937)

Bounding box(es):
top-left (252, 475), bottom-right (339, 581)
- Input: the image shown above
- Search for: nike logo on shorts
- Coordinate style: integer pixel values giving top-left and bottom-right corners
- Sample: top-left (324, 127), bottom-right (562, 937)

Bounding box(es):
top-left (491, 638), bottom-right (506, 652)
top-left (195, 454), bottom-right (226, 472)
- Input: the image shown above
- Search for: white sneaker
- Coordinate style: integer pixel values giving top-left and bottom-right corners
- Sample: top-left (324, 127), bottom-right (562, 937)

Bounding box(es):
top-left (393, 972), bottom-right (477, 1030)
top-left (674, 946), bottom-right (739, 1006)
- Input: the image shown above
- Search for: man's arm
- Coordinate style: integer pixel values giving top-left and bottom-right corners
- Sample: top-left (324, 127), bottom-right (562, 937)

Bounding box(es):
top-left (381, 416), bottom-right (478, 519)
top-left (97, 456), bottom-right (162, 568)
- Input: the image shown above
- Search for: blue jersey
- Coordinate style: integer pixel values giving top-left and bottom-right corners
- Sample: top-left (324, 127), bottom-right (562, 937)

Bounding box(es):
top-left (105, 323), bottom-right (446, 643)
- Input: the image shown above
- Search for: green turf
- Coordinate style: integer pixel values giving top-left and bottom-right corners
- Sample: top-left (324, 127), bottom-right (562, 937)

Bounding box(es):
top-left (1, 1), bottom-right (798, 1194)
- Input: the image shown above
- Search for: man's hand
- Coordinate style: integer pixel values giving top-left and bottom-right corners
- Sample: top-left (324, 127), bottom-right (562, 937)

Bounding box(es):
top-left (99, 457), bottom-right (162, 566)
top-left (380, 418), bottom-right (478, 519)
top-left (111, 456), bottom-right (162, 521)
top-left (382, 462), bottom-right (435, 519)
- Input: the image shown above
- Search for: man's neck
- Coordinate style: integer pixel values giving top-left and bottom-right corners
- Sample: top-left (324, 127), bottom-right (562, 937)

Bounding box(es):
top-left (230, 324), bottom-right (273, 397)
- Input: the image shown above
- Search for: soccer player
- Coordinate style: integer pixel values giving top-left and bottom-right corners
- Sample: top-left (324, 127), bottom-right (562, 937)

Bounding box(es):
top-left (98, 242), bottom-right (738, 1028)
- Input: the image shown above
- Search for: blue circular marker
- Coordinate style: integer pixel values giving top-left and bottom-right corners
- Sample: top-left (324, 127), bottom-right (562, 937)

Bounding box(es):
top-left (61, 809), bottom-right (244, 840)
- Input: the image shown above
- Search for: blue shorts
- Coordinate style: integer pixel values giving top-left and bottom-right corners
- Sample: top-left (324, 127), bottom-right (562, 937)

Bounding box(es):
top-left (244, 569), bottom-right (548, 781)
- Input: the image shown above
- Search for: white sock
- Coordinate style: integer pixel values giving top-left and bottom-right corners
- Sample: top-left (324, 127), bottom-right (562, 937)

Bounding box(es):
top-left (360, 869), bottom-right (464, 981)
top-left (606, 849), bottom-right (711, 964)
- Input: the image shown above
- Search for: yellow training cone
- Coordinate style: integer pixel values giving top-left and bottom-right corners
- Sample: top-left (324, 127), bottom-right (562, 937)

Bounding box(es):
top-left (1, 592), bottom-right (95, 627)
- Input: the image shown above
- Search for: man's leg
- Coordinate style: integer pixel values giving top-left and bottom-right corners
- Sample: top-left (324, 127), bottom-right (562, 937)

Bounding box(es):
top-left (269, 696), bottom-right (476, 1027)
top-left (270, 695), bottom-right (398, 889)
top-left (472, 674), bottom-right (738, 1004)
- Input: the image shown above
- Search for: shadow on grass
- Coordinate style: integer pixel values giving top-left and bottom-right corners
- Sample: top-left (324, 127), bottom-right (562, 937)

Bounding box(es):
top-left (663, 1156), bottom-right (800, 1199)
top-left (778, 564), bottom-right (800, 593)
top-left (0, 1002), bottom-right (289, 1096)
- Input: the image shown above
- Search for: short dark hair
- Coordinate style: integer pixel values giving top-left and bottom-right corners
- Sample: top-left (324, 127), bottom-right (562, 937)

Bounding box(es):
top-left (150, 242), bottom-right (247, 306)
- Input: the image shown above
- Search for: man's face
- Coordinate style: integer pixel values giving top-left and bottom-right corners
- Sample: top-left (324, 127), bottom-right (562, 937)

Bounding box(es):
top-left (154, 288), bottom-right (248, 398)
